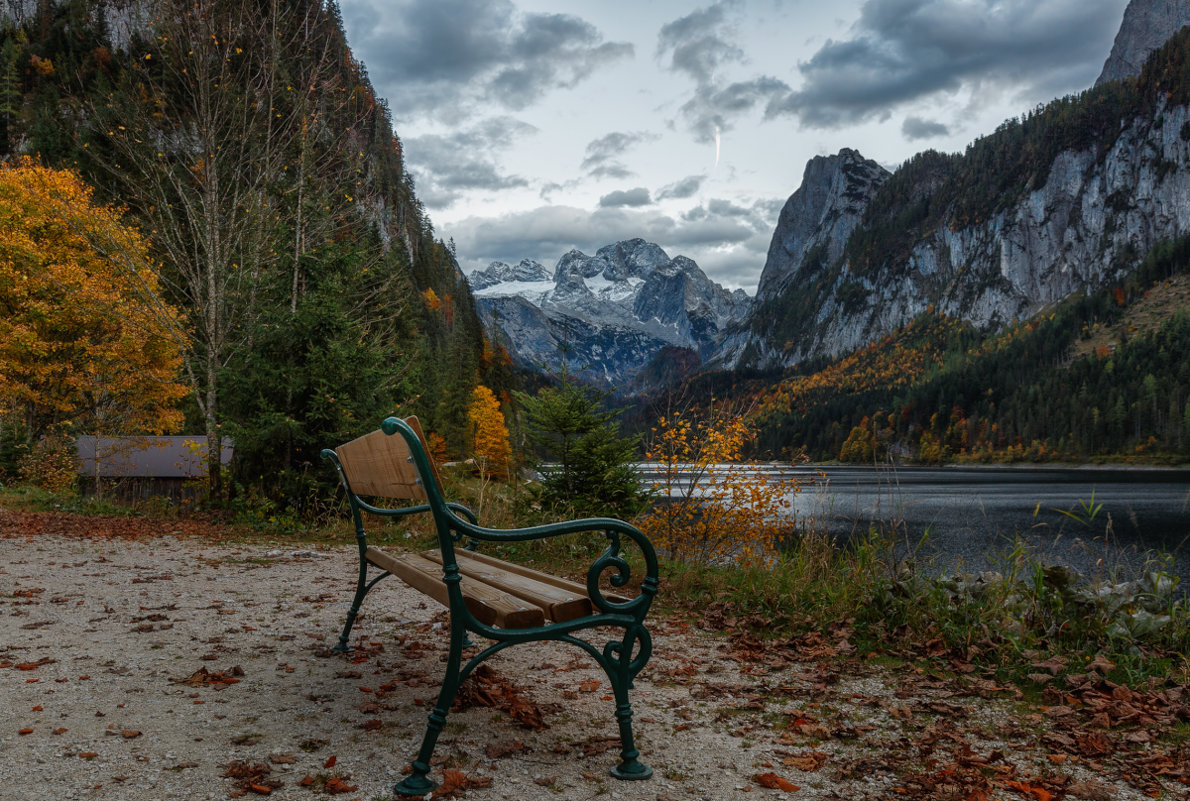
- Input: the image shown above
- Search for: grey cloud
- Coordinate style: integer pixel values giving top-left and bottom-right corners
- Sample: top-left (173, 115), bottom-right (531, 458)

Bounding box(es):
top-left (581, 131), bottom-right (656, 178)
top-left (767, 0), bottom-right (1128, 128)
top-left (343, 0), bottom-right (632, 119)
top-left (657, 2), bottom-right (788, 142)
top-left (405, 117), bottom-right (537, 208)
top-left (600, 188), bottom-right (653, 208)
top-left (656, 175), bottom-right (705, 200)
top-left (902, 116), bottom-right (951, 140)
top-left (588, 164), bottom-right (635, 180)
top-left (657, 1), bottom-right (743, 83)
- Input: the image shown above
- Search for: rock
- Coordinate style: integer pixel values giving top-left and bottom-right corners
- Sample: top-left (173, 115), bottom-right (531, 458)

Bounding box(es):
top-left (1096, 0), bottom-right (1190, 86)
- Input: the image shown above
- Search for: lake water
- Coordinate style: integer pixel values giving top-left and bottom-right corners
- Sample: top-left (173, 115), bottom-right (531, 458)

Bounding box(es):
top-left (638, 464), bottom-right (1190, 586)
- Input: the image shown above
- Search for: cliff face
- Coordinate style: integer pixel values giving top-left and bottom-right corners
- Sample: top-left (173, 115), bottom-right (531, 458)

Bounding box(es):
top-left (727, 29), bottom-right (1190, 371)
top-left (1097, 0), bottom-right (1190, 85)
top-left (755, 149), bottom-right (890, 304)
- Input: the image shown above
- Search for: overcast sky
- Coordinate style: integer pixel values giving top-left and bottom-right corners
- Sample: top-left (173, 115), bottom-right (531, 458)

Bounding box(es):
top-left (339, 0), bottom-right (1130, 292)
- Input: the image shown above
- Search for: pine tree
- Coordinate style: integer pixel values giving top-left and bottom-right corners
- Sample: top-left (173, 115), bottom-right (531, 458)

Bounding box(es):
top-left (517, 373), bottom-right (644, 517)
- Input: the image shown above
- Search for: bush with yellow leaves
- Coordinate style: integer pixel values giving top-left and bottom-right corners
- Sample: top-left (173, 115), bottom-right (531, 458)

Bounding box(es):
top-left (637, 401), bottom-right (802, 567)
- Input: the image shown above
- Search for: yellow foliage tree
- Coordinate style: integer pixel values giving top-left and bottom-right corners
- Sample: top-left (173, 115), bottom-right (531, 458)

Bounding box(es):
top-left (466, 384), bottom-right (511, 479)
top-left (0, 160), bottom-right (189, 445)
top-left (638, 401), bottom-right (801, 567)
top-left (838, 417), bottom-right (877, 462)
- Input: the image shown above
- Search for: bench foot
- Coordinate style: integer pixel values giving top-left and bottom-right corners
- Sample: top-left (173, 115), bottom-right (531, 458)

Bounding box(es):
top-left (393, 771), bottom-right (438, 796)
top-left (610, 760), bottom-right (653, 780)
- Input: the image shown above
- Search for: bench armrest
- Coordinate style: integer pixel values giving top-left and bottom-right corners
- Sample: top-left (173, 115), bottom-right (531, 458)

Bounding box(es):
top-left (445, 512), bottom-right (659, 618)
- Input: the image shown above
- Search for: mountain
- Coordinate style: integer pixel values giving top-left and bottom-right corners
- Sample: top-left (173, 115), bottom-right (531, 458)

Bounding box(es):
top-left (725, 26), bottom-right (1190, 371)
top-left (471, 239), bottom-right (749, 388)
top-left (1097, 0), bottom-right (1190, 85)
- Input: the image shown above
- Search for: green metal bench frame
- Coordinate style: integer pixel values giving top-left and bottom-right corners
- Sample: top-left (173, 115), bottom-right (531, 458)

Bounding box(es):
top-left (322, 416), bottom-right (659, 797)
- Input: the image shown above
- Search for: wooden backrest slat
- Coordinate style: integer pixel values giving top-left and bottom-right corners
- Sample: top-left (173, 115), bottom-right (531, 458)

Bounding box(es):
top-left (334, 416), bottom-right (441, 501)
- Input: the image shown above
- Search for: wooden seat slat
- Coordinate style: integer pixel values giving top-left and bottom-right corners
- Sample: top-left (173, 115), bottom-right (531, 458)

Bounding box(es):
top-left (422, 549), bottom-right (592, 623)
top-left (365, 547), bottom-right (544, 629)
top-left (451, 548), bottom-right (632, 608)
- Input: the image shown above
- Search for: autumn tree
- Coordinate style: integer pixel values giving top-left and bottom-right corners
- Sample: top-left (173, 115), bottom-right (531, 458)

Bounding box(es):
top-left (0, 160), bottom-right (188, 471)
top-left (639, 400), bottom-right (800, 566)
top-left (467, 384), bottom-right (511, 479)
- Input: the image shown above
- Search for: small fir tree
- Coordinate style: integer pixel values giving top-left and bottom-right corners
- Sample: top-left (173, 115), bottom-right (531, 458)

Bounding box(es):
top-left (516, 374), bottom-right (644, 517)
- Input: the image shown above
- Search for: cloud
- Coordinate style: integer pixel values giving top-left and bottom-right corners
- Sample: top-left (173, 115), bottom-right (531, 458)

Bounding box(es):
top-left (656, 175), bottom-right (705, 200)
top-left (599, 188), bottom-right (653, 208)
top-left (657, 1), bottom-right (789, 142)
top-left (342, 0), bottom-right (632, 120)
top-left (767, 0), bottom-right (1128, 129)
top-left (405, 117), bottom-right (537, 208)
top-left (445, 195), bottom-right (780, 290)
top-left (657, 1), bottom-right (744, 84)
top-left (902, 115), bottom-right (951, 140)
top-left (581, 131), bottom-right (656, 179)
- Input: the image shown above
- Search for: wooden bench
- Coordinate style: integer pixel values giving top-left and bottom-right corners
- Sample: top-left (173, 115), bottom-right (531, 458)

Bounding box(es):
top-left (322, 416), bottom-right (659, 797)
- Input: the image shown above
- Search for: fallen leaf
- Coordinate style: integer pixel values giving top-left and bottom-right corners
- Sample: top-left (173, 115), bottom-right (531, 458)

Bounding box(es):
top-left (754, 772), bottom-right (800, 792)
top-left (1002, 779), bottom-right (1053, 801)
top-left (782, 752), bottom-right (827, 772)
top-left (323, 776), bottom-right (357, 794)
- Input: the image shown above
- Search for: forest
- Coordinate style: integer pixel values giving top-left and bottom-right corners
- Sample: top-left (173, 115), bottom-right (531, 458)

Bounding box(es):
top-left (744, 235), bottom-right (1190, 464)
top-left (0, 0), bottom-right (516, 512)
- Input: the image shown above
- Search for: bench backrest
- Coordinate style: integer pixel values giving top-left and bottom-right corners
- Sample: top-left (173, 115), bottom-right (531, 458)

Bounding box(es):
top-left (333, 416), bottom-right (442, 501)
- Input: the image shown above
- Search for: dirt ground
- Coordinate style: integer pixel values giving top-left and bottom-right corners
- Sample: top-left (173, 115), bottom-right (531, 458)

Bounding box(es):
top-left (1, 510), bottom-right (1187, 801)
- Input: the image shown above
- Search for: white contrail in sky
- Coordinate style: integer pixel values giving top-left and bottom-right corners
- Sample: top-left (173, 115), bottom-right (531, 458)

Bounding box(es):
top-left (714, 125), bottom-right (721, 167)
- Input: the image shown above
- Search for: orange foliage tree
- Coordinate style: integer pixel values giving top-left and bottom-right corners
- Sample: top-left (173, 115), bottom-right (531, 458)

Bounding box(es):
top-left (638, 401), bottom-right (801, 567)
top-left (0, 160), bottom-right (189, 447)
top-left (466, 384), bottom-right (511, 479)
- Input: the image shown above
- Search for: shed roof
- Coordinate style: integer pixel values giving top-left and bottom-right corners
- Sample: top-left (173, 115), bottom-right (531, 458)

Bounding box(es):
top-left (76, 436), bottom-right (234, 479)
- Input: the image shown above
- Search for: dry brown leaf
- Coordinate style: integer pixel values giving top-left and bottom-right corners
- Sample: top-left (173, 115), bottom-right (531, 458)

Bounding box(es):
top-left (755, 772), bottom-right (800, 792)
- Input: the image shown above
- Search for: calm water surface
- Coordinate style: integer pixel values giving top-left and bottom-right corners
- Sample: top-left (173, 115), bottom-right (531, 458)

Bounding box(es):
top-left (793, 466), bottom-right (1190, 585)
top-left (641, 464), bottom-right (1190, 585)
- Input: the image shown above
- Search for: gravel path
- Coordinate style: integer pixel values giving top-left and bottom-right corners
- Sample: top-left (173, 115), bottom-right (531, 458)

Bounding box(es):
top-left (0, 527), bottom-right (1178, 800)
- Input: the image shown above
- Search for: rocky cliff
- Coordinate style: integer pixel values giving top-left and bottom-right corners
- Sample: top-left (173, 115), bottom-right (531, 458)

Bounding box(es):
top-left (471, 239), bottom-right (749, 388)
top-left (1097, 0), bottom-right (1190, 85)
top-left (755, 149), bottom-right (890, 304)
top-left (726, 28), bottom-right (1190, 370)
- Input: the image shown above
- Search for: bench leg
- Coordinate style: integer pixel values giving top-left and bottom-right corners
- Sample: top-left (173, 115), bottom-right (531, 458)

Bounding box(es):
top-left (393, 609), bottom-right (467, 796)
top-left (604, 627), bottom-right (652, 781)
top-left (331, 556), bottom-right (371, 654)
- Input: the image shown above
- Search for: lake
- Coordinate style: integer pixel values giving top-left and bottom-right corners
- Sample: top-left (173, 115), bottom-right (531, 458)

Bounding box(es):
top-left (637, 463), bottom-right (1190, 586)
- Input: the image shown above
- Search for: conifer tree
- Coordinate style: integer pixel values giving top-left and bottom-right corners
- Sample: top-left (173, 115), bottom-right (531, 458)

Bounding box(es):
top-left (517, 368), bottom-right (644, 516)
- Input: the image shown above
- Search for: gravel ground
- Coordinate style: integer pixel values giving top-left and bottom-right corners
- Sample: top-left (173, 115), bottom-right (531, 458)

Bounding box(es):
top-left (0, 528), bottom-right (1180, 801)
